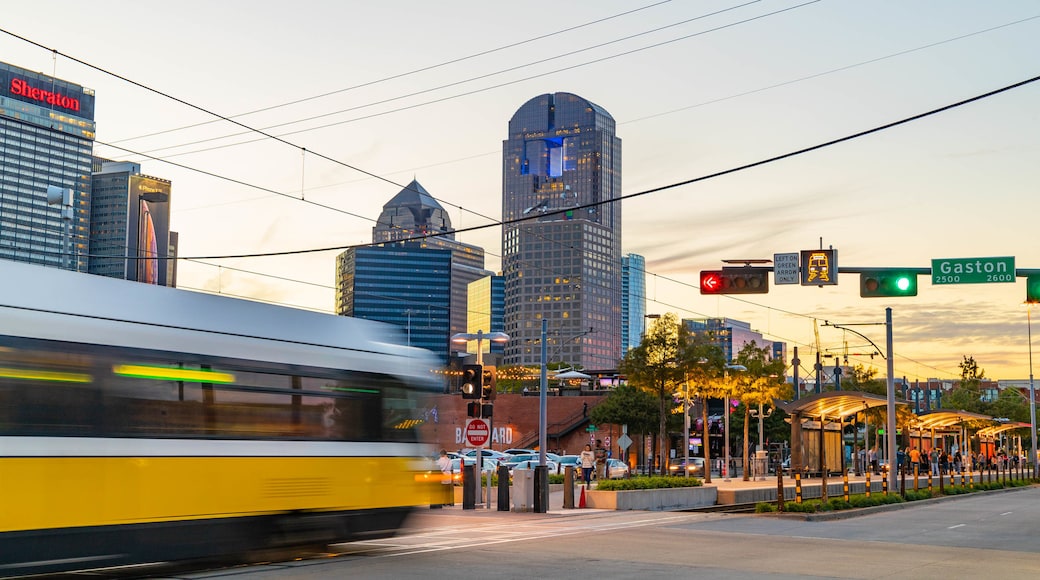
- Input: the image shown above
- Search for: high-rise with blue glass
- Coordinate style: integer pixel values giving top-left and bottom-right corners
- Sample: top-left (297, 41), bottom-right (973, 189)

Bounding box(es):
top-left (501, 93), bottom-right (622, 370)
top-left (621, 253), bottom-right (646, 353)
top-left (0, 61), bottom-right (95, 271)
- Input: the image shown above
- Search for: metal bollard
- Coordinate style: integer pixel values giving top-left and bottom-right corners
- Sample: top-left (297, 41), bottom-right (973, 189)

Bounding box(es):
top-left (865, 470), bottom-right (871, 498)
top-left (913, 464), bottom-right (919, 492)
top-left (927, 469), bottom-right (932, 495)
top-left (776, 466), bottom-right (785, 513)
top-left (563, 466), bottom-right (575, 509)
top-left (462, 464), bottom-right (476, 510)
top-left (795, 472), bottom-right (803, 503)
top-left (939, 467), bottom-right (944, 495)
top-left (900, 466), bottom-right (906, 498)
top-left (882, 469), bottom-right (888, 495)
top-left (497, 465), bottom-right (510, 511)
top-left (843, 471), bottom-right (849, 502)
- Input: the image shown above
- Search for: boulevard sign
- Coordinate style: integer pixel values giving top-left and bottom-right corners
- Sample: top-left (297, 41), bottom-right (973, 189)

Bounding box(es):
top-left (931, 256), bottom-right (1015, 285)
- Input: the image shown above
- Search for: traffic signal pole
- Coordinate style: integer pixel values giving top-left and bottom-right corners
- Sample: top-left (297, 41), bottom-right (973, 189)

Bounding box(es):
top-left (885, 308), bottom-right (898, 494)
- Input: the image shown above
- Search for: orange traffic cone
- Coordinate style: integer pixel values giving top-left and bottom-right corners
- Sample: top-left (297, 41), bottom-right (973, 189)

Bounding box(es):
top-left (578, 484), bottom-right (587, 508)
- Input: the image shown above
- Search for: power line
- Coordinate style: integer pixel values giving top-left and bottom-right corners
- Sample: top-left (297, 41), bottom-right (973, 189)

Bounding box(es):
top-left (106, 0), bottom-right (677, 145)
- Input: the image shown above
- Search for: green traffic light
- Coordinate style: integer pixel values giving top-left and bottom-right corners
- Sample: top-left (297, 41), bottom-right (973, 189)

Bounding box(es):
top-left (1027, 275), bottom-right (1040, 304)
top-left (860, 270), bottom-right (918, 298)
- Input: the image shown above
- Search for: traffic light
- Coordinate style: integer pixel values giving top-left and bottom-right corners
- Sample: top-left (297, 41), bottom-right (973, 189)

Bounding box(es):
top-left (481, 366), bottom-right (497, 400)
top-left (1027, 275), bottom-right (1040, 304)
top-left (699, 267), bottom-right (769, 295)
top-left (860, 270), bottom-right (918, 297)
top-left (466, 402), bottom-right (481, 417)
top-left (460, 364), bottom-right (482, 399)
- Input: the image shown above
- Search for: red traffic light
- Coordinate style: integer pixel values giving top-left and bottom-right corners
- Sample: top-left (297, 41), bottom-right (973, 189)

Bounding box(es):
top-left (699, 268), bottom-right (769, 295)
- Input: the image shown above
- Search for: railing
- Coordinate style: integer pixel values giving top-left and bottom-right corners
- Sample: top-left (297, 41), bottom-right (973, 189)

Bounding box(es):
top-left (514, 408), bottom-right (590, 450)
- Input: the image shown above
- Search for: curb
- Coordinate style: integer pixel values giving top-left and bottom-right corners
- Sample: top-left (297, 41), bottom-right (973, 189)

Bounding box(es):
top-left (757, 483), bottom-right (1037, 521)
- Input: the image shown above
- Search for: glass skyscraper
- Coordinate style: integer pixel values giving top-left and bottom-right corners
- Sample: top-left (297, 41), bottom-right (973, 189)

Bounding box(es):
top-left (621, 253), bottom-right (646, 354)
top-left (467, 274), bottom-right (505, 358)
top-left (0, 61), bottom-right (95, 271)
top-left (501, 92), bottom-right (622, 370)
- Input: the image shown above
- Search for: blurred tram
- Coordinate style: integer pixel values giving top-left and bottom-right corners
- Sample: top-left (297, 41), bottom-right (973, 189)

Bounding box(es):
top-left (0, 260), bottom-right (443, 576)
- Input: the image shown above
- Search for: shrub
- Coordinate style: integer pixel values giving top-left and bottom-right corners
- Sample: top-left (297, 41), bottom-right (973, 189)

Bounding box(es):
top-left (784, 501), bottom-right (819, 513)
top-left (755, 502), bottom-right (776, 513)
top-left (594, 475), bottom-right (702, 491)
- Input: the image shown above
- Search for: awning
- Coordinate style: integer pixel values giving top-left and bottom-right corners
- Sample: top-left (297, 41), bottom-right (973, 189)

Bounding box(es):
top-left (976, 422), bottom-right (1032, 438)
top-left (555, 370), bottom-right (592, 380)
top-left (912, 409), bottom-right (992, 431)
top-left (775, 390), bottom-right (898, 420)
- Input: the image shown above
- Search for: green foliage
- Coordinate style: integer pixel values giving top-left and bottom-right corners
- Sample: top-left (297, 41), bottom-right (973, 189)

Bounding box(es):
top-left (549, 473), bottom-right (565, 484)
top-left (755, 502), bottom-right (777, 513)
top-left (594, 476), bottom-right (702, 491)
top-left (589, 385), bottom-right (658, 436)
top-left (784, 500), bottom-right (820, 513)
top-left (903, 489), bottom-right (933, 501)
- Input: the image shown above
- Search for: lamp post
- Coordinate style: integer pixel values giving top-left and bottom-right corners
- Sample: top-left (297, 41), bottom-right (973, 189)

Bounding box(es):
top-left (749, 402), bottom-right (773, 480)
top-left (723, 364), bottom-right (746, 481)
top-left (450, 329), bottom-right (509, 510)
top-left (1028, 303), bottom-right (1038, 478)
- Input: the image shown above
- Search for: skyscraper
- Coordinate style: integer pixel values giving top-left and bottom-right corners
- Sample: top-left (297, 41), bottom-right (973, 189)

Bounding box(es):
top-left (621, 253), bottom-right (646, 354)
top-left (0, 61), bottom-right (95, 271)
top-left (89, 160), bottom-right (174, 286)
top-left (336, 179), bottom-right (491, 362)
top-left (501, 92), bottom-right (622, 370)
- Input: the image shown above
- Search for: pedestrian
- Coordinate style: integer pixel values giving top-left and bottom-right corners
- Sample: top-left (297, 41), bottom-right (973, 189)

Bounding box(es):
top-left (909, 447), bottom-right (921, 475)
top-left (579, 444), bottom-right (595, 485)
top-left (868, 447), bottom-right (878, 474)
top-left (436, 449), bottom-right (453, 506)
top-left (930, 448), bottom-right (939, 475)
top-left (594, 439), bottom-right (608, 481)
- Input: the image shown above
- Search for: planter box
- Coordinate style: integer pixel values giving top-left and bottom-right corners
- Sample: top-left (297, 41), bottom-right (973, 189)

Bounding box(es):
top-left (586, 486), bottom-right (717, 511)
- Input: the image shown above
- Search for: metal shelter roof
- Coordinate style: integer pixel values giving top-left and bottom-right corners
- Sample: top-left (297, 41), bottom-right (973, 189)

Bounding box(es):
top-left (976, 422), bottom-right (1032, 438)
top-left (775, 391), bottom-right (898, 420)
top-left (912, 409), bottom-right (993, 431)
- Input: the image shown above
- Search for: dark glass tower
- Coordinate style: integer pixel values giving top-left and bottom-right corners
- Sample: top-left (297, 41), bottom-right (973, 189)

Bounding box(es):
top-left (0, 61), bottom-right (96, 271)
top-left (501, 93), bottom-right (622, 370)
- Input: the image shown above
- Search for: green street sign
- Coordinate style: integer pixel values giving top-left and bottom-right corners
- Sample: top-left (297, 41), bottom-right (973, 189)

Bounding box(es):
top-left (931, 256), bottom-right (1015, 285)
top-left (586, 425), bottom-right (598, 432)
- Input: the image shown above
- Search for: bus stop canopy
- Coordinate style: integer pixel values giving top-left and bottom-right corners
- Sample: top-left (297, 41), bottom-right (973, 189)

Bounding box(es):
top-left (976, 422), bottom-right (1032, 438)
top-left (775, 390), bottom-right (897, 420)
top-left (912, 409), bottom-right (992, 431)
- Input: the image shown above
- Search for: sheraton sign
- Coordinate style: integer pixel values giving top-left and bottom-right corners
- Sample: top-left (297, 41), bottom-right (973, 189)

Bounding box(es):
top-left (9, 78), bottom-right (81, 112)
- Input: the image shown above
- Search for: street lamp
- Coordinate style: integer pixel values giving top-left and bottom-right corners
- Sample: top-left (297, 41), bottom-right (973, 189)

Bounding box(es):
top-left (749, 403), bottom-right (773, 480)
top-left (723, 364), bottom-right (746, 481)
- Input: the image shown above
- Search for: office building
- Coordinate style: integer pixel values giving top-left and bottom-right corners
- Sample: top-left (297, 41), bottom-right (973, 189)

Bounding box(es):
top-left (684, 318), bottom-right (785, 365)
top-left (89, 160), bottom-right (174, 286)
top-left (466, 274), bottom-right (506, 360)
top-left (0, 61), bottom-right (95, 270)
top-left (501, 92), bottom-right (622, 370)
top-left (621, 253), bottom-right (646, 354)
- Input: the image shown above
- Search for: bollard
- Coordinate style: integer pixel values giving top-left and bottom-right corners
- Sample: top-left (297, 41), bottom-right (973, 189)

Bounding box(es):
top-left (497, 465), bottom-right (510, 511)
top-left (939, 466), bottom-right (944, 495)
top-left (462, 464), bottom-right (476, 510)
top-left (913, 464), bottom-right (919, 492)
top-left (882, 469), bottom-right (888, 495)
top-left (563, 466), bottom-right (575, 509)
top-left (533, 465), bottom-right (549, 513)
top-left (865, 470), bottom-right (871, 498)
top-left (960, 468), bottom-right (965, 489)
top-left (776, 465), bottom-right (785, 513)
top-left (843, 471), bottom-right (849, 502)
top-left (927, 469), bottom-right (932, 495)
top-left (969, 465), bottom-right (974, 490)
top-left (795, 472), bottom-right (803, 503)
top-left (900, 466), bottom-right (906, 498)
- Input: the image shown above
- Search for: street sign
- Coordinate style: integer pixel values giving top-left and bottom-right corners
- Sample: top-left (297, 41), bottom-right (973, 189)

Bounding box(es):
top-left (931, 256), bottom-right (1015, 285)
top-left (800, 249), bottom-right (838, 286)
top-left (586, 424), bottom-right (598, 432)
top-left (773, 252), bottom-right (799, 285)
top-left (617, 433), bottom-right (633, 450)
top-left (464, 418), bottom-right (491, 447)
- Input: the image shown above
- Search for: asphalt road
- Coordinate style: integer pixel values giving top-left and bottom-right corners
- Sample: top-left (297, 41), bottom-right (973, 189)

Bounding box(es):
top-left (158, 487), bottom-right (1040, 579)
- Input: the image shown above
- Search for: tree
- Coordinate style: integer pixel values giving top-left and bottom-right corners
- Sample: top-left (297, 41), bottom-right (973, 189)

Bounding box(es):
top-left (619, 313), bottom-right (686, 475)
top-left (681, 334), bottom-right (727, 484)
top-left (947, 355), bottom-right (986, 413)
top-left (588, 385), bottom-right (658, 437)
top-left (732, 341), bottom-right (789, 480)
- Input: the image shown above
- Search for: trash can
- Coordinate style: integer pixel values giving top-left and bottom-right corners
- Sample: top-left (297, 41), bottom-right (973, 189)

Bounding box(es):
top-left (512, 469), bottom-right (534, 512)
top-left (755, 450), bottom-right (768, 477)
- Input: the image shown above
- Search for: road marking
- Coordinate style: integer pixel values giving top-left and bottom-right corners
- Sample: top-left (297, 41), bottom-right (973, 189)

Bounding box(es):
top-left (1000, 511), bottom-right (1013, 516)
top-left (948, 524), bottom-right (965, 529)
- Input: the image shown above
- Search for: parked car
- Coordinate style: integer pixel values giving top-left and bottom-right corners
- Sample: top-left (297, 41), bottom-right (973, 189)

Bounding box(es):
top-left (606, 458), bottom-right (630, 479)
top-left (447, 457), bottom-right (499, 482)
top-left (556, 454), bottom-right (581, 474)
top-left (460, 449), bottom-right (511, 461)
top-left (501, 453), bottom-right (563, 472)
top-left (503, 448), bottom-right (538, 455)
top-left (507, 459), bottom-right (559, 474)
top-left (668, 457), bottom-right (705, 477)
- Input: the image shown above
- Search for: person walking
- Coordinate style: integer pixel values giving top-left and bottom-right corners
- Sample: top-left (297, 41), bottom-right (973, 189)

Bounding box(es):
top-left (436, 449), bottom-right (453, 506)
top-left (579, 444), bottom-right (595, 485)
